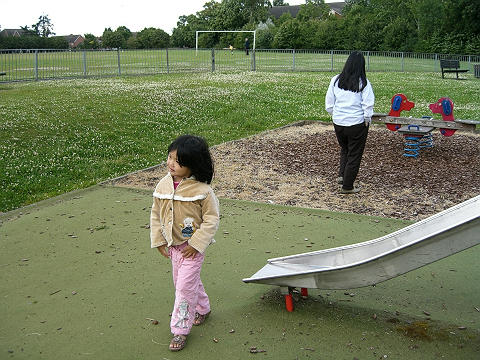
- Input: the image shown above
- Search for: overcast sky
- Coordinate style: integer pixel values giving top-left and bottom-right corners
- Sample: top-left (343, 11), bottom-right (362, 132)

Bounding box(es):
top-left (1, 0), bottom-right (338, 37)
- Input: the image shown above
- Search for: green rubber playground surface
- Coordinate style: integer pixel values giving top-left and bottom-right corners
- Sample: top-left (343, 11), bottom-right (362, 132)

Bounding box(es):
top-left (1, 185), bottom-right (479, 359)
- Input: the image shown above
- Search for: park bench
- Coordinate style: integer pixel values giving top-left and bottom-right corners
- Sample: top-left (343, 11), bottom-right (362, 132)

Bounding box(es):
top-left (440, 59), bottom-right (468, 79)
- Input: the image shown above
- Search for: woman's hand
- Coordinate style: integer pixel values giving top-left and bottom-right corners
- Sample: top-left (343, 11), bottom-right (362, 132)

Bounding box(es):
top-left (181, 245), bottom-right (198, 259)
top-left (157, 244), bottom-right (170, 258)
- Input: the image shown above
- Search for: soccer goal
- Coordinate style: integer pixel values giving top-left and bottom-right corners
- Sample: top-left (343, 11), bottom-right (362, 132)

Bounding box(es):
top-left (195, 30), bottom-right (256, 53)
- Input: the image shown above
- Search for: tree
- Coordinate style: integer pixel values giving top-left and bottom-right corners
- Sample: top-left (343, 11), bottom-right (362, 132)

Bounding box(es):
top-left (81, 34), bottom-right (100, 49)
top-left (165, 0), bottom-right (479, 53)
top-left (137, 28), bottom-right (170, 48)
top-left (170, 1), bottom-right (222, 48)
top-left (116, 26), bottom-right (132, 43)
top-left (198, 0), bottom-right (222, 26)
top-left (46, 36), bottom-right (69, 49)
top-left (216, 0), bottom-right (248, 30)
top-left (408, 0), bottom-right (443, 41)
top-left (313, 16), bottom-right (344, 50)
top-left (171, 14), bottom-right (199, 47)
top-left (20, 25), bottom-right (38, 37)
top-left (33, 14), bottom-right (55, 37)
top-left (126, 35), bottom-right (140, 49)
top-left (297, 0), bottom-right (329, 22)
top-left (213, 0), bottom-right (270, 30)
top-left (381, 16), bottom-right (417, 51)
top-left (273, 18), bottom-right (302, 48)
top-left (102, 26), bottom-right (132, 48)
top-left (256, 18), bottom-right (276, 48)
top-left (341, 0), bottom-right (385, 50)
top-left (244, 0), bottom-right (271, 24)
top-left (275, 11), bottom-right (293, 26)
top-left (440, 0), bottom-right (480, 37)
top-left (102, 28), bottom-right (122, 48)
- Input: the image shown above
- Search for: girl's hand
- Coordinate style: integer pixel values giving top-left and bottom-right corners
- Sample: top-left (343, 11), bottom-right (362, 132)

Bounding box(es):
top-left (181, 245), bottom-right (198, 259)
top-left (157, 244), bottom-right (169, 258)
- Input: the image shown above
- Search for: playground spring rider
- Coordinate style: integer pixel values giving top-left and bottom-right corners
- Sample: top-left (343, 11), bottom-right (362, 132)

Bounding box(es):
top-left (386, 94), bottom-right (457, 157)
top-left (429, 97), bottom-right (456, 137)
top-left (387, 93), bottom-right (415, 131)
top-left (402, 124), bottom-right (434, 158)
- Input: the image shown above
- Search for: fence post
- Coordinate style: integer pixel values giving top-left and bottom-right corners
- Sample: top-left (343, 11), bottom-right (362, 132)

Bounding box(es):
top-left (366, 51), bottom-right (370, 71)
top-left (292, 49), bottom-right (295, 71)
top-left (83, 50), bottom-right (87, 77)
top-left (35, 50), bottom-right (39, 81)
top-left (166, 48), bottom-right (169, 74)
top-left (401, 52), bottom-right (404, 72)
top-left (117, 49), bottom-right (121, 75)
top-left (331, 50), bottom-right (334, 71)
top-left (211, 48), bottom-right (215, 72)
top-left (252, 49), bottom-right (256, 71)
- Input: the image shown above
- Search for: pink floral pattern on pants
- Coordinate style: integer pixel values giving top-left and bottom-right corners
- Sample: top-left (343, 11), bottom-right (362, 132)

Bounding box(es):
top-left (169, 242), bottom-right (210, 335)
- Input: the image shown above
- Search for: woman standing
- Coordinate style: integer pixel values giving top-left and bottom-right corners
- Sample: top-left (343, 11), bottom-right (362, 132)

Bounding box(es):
top-left (325, 51), bottom-right (375, 194)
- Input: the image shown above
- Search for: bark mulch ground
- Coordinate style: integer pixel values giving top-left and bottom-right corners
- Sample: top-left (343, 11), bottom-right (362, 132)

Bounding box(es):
top-left (111, 122), bottom-right (480, 221)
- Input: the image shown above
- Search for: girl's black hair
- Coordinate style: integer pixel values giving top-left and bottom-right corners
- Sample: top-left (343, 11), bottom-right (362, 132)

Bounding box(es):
top-left (168, 135), bottom-right (214, 184)
top-left (335, 51), bottom-right (367, 93)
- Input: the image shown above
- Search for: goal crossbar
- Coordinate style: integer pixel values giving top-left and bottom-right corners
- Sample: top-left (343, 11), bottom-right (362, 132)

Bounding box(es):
top-left (195, 30), bottom-right (256, 52)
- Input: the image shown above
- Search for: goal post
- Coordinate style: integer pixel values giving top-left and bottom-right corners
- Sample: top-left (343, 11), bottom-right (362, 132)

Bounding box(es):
top-left (195, 30), bottom-right (256, 53)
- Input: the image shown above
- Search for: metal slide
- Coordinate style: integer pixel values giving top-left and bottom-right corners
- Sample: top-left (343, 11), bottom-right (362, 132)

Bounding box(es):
top-left (243, 195), bottom-right (480, 290)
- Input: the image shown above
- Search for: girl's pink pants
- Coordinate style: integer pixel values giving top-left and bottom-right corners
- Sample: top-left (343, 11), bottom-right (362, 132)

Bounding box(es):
top-left (169, 242), bottom-right (210, 335)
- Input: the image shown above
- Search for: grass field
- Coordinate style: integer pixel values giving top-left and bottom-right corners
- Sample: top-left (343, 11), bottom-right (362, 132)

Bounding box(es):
top-left (1, 71), bottom-right (480, 212)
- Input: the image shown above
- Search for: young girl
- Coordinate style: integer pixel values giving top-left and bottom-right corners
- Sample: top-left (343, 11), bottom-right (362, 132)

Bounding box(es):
top-left (325, 51), bottom-right (375, 194)
top-left (150, 135), bottom-right (220, 352)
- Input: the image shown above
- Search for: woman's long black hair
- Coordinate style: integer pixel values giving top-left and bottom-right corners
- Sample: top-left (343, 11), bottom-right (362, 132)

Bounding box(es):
top-left (335, 51), bottom-right (367, 93)
top-left (168, 135), bottom-right (214, 184)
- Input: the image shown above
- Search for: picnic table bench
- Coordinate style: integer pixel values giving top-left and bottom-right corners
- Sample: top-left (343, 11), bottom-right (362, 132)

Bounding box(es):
top-left (440, 59), bottom-right (469, 79)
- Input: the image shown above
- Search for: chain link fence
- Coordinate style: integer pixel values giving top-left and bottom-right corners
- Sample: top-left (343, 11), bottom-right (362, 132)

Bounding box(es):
top-left (1, 48), bottom-right (479, 82)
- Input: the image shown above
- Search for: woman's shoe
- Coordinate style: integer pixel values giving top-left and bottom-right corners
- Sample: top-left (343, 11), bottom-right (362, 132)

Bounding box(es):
top-left (339, 187), bottom-right (360, 194)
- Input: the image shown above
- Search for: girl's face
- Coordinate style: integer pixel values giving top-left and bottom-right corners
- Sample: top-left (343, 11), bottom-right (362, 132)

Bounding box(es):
top-left (167, 150), bottom-right (192, 182)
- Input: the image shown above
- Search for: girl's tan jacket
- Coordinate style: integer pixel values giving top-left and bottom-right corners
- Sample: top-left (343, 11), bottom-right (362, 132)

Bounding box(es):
top-left (150, 174), bottom-right (220, 254)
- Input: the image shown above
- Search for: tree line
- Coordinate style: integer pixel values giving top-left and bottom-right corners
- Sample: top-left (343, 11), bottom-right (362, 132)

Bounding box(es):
top-left (0, 15), bottom-right (170, 50)
top-left (1, 1), bottom-right (479, 55)
top-left (0, 15), bottom-right (69, 49)
top-left (172, 0), bottom-right (479, 55)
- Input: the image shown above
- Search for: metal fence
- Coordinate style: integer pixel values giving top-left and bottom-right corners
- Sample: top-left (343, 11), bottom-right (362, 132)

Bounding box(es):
top-left (1, 48), bottom-right (479, 82)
